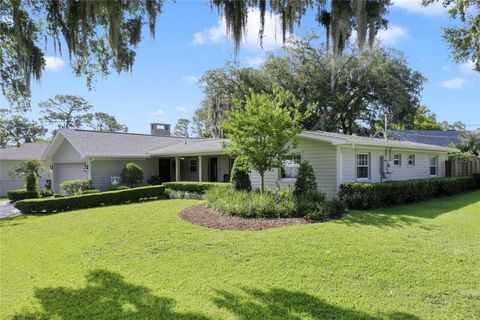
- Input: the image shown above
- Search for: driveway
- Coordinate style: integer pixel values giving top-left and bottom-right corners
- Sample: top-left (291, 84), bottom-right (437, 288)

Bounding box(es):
top-left (0, 201), bottom-right (21, 219)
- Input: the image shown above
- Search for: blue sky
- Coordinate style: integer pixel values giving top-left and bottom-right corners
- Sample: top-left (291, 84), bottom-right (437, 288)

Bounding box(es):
top-left (5, 0), bottom-right (480, 135)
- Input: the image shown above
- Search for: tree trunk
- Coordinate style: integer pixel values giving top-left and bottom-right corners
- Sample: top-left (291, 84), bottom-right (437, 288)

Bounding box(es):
top-left (260, 171), bottom-right (264, 192)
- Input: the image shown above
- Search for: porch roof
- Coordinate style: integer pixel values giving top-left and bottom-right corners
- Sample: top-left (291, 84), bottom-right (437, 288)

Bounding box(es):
top-left (148, 139), bottom-right (228, 156)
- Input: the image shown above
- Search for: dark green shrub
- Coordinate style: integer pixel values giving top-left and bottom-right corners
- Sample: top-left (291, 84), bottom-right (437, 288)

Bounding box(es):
top-left (473, 173), bottom-right (480, 189)
top-left (339, 176), bottom-right (478, 210)
top-left (163, 182), bottom-right (231, 194)
top-left (14, 185), bottom-right (166, 214)
top-left (294, 161), bottom-right (317, 197)
top-left (25, 175), bottom-right (38, 192)
top-left (107, 185), bottom-right (129, 191)
top-left (39, 188), bottom-right (53, 198)
top-left (7, 189), bottom-right (39, 202)
top-left (60, 180), bottom-right (92, 195)
top-left (147, 174), bottom-right (162, 185)
top-left (44, 180), bottom-right (52, 190)
top-left (82, 189), bottom-right (100, 194)
top-left (230, 157), bottom-right (251, 192)
top-left (54, 194), bottom-right (66, 198)
top-left (121, 162), bottom-right (144, 187)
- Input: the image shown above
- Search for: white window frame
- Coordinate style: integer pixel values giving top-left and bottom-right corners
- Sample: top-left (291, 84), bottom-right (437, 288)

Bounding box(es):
top-left (280, 153), bottom-right (302, 180)
top-left (429, 156), bottom-right (438, 176)
top-left (356, 153), bottom-right (370, 180)
top-left (407, 154), bottom-right (415, 167)
top-left (393, 154), bottom-right (401, 166)
top-left (189, 159), bottom-right (198, 173)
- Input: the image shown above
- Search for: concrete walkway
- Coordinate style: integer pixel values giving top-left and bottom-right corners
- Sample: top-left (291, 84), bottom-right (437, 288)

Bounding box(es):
top-left (0, 201), bottom-right (21, 219)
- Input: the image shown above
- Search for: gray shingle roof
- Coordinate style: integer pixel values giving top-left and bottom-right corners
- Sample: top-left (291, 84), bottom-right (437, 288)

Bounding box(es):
top-left (390, 130), bottom-right (463, 147)
top-left (59, 129), bottom-right (199, 157)
top-left (149, 139), bottom-right (228, 156)
top-left (0, 143), bottom-right (49, 160)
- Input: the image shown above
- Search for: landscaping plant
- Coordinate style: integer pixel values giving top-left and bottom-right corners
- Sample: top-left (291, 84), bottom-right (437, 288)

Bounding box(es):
top-left (11, 159), bottom-right (43, 192)
top-left (121, 162), bottom-right (144, 187)
top-left (230, 157), bottom-right (251, 192)
top-left (60, 180), bottom-right (92, 195)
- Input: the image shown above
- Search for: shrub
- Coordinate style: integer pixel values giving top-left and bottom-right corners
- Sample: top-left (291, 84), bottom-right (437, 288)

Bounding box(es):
top-left (107, 185), bottom-right (129, 191)
top-left (82, 189), bottom-right (100, 194)
top-left (25, 175), bottom-right (38, 192)
top-left (39, 188), bottom-right (53, 198)
top-left (54, 194), bottom-right (66, 198)
top-left (60, 180), bottom-right (92, 195)
top-left (147, 174), bottom-right (162, 185)
top-left (163, 182), bottom-right (231, 194)
top-left (230, 157), bottom-right (251, 192)
top-left (14, 185), bottom-right (167, 214)
top-left (7, 189), bottom-right (39, 202)
top-left (166, 189), bottom-right (205, 200)
top-left (10, 159), bottom-right (43, 192)
top-left (474, 173), bottom-right (480, 189)
top-left (339, 176), bottom-right (478, 210)
top-left (121, 162), bottom-right (144, 187)
top-left (294, 161), bottom-right (317, 198)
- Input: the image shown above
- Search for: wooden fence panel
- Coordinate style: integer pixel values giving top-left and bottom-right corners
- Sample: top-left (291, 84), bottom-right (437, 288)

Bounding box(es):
top-left (445, 159), bottom-right (480, 177)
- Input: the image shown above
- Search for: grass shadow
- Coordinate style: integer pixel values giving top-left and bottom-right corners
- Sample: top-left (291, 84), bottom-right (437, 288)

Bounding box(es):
top-left (12, 269), bottom-right (210, 320)
top-left (338, 191), bottom-right (480, 229)
top-left (214, 287), bottom-right (419, 320)
top-left (0, 214), bottom-right (29, 228)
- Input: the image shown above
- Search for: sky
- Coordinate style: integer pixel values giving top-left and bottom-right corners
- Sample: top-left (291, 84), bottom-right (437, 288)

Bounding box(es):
top-left (4, 0), bottom-right (480, 135)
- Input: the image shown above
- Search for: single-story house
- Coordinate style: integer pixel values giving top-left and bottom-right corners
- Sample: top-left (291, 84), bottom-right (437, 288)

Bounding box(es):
top-left (390, 130), bottom-right (464, 147)
top-left (0, 143), bottom-right (50, 196)
top-left (0, 123), bottom-right (458, 197)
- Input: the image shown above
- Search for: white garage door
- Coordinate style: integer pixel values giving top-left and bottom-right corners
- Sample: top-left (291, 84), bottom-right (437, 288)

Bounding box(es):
top-left (54, 163), bottom-right (88, 194)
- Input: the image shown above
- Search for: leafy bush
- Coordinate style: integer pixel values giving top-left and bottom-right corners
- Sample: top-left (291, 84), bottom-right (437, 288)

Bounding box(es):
top-left (163, 182), bottom-right (231, 194)
top-left (82, 189), bottom-right (100, 194)
top-left (60, 180), bottom-right (92, 195)
top-left (106, 185), bottom-right (129, 191)
top-left (7, 189), bottom-right (39, 202)
top-left (166, 189), bottom-right (205, 200)
top-left (39, 188), bottom-right (53, 198)
top-left (147, 174), bottom-right (162, 185)
top-left (14, 185), bottom-right (166, 214)
top-left (339, 176), bottom-right (478, 210)
top-left (294, 161), bottom-right (317, 197)
top-left (230, 157), bottom-right (251, 192)
top-left (121, 162), bottom-right (144, 187)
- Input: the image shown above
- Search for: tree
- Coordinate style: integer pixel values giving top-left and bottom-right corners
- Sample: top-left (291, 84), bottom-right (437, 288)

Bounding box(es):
top-left (389, 106), bottom-right (466, 131)
top-left (86, 112), bottom-right (128, 132)
top-left (0, 110), bottom-right (48, 147)
top-left (121, 162), bottom-right (144, 187)
top-left (11, 159), bottom-right (43, 192)
top-left (222, 87), bottom-right (305, 191)
top-left (230, 157), bottom-right (252, 192)
top-left (2, 1), bottom-right (391, 109)
top-left (39, 95), bottom-right (93, 130)
top-left (191, 106), bottom-right (212, 138)
top-left (293, 161), bottom-right (317, 198)
top-left (455, 130), bottom-right (480, 156)
top-left (423, 0), bottom-right (479, 72)
top-left (173, 118), bottom-right (191, 137)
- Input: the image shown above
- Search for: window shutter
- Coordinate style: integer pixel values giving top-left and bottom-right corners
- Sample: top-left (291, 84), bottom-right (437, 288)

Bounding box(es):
top-left (399, 154), bottom-right (402, 166)
top-left (413, 154), bottom-right (416, 166)
top-left (380, 155), bottom-right (385, 178)
top-left (368, 152), bottom-right (371, 179)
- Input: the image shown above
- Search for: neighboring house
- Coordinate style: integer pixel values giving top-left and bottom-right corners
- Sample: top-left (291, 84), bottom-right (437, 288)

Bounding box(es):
top-left (0, 143), bottom-right (50, 196)
top-left (390, 130), bottom-right (463, 147)
top-left (0, 123), bottom-right (458, 197)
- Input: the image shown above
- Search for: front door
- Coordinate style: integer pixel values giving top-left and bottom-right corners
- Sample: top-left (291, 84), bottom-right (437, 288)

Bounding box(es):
top-left (158, 158), bottom-right (171, 182)
top-left (210, 157), bottom-right (218, 182)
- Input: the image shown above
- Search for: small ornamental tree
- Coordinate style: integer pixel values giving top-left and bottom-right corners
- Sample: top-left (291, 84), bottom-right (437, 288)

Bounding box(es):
top-left (230, 157), bottom-right (252, 192)
top-left (11, 159), bottom-right (43, 192)
top-left (294, 161), bottom-right (317, 197)
top-left (223, 86), bottom-right (306, 191)
top-left (121, 162), bottom-right (144, 187)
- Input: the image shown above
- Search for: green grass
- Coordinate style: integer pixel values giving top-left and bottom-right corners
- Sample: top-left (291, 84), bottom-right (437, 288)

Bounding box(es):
top-left (1, 191), bottom-right (479, 320)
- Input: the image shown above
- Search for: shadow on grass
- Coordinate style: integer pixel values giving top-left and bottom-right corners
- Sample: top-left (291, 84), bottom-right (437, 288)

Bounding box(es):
top-left (339, 191), bottom-right (480, 229)
top-left (214, 287), bottom-right (419, 320)
top-left (0, 214), bottom-right (29, 228)
top-left (12, 269), bottom-right (209, 320)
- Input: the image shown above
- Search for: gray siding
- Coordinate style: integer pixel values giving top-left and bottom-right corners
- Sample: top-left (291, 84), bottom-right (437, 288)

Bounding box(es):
top-left (53, 139), bottom-right (83, 163)
top-left (0, 160), bottom-right (50, 196)
top-left (340, 147), bottom-right (448, 184)
top-left (250, 138), bottom-right (338, 198)
top-left (90, 158), bottom-right (157, 190)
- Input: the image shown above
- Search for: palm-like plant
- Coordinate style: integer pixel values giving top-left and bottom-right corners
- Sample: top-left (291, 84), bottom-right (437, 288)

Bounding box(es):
top-left (458, 131), bottom-right (480, 156)
top-left (11, 159), bottom-right (43, 192)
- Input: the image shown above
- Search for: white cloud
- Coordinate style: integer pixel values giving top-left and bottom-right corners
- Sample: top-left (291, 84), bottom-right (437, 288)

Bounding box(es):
top-left (190, 8), bottom-right (292, 52)
top-left (441, 77), bottom-right (467, 90)
top-left (182, 75), bottom-right (200, 84)
top-left (44, 56), bottom-right (65, 72)
top-left (376, 25), bottom-right (409, 45)
top-left (176, 107), bottom-right (187, 113)
top-left (150, 109), bottom-right (165, 117)
top-left (392, 0), bottom-right (447, 16)
top-left (459, 60), bottom-right (476, 75)
top-left (243, 55), bottom-right (265, 67)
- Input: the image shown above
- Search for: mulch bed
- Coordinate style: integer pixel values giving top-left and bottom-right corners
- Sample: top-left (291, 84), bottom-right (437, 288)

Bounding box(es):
top-left (179, 204), bottom-right (311, 231)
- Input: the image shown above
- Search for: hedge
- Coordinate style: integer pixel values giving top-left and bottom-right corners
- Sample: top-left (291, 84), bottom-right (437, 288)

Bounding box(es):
top-left (7, 189), bottom-right (39, 202)
top-left (14, 185), bottom-right (166, 214)
top-left (163, 182), bottom-right (231, 194)
top-left (339, 176), bottom-right (478, 210)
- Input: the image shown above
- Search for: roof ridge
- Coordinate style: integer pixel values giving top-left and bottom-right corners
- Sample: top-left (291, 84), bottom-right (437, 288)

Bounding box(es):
top-left (65, 129), bottom-right (206, 140)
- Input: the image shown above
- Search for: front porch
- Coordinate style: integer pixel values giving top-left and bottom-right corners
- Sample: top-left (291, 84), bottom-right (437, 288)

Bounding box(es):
top-left (156, 155), bottom-right (232, 183)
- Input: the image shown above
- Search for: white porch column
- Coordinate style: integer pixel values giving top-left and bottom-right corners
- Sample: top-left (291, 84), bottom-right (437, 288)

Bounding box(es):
top-left (198, 156), bottom-right (203, 182)
top-left (175, 157), bottom-right (181, 181)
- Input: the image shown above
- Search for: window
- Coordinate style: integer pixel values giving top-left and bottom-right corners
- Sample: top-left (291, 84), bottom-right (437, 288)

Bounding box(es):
top-left (393, 154), bottom-right (401, 166)
top-left (189, 159), bottom-right (198, 173)
top-left (281, 154), bottom-right (301, 179)
top-left (430, 156), bottom-right (438, 176)
top-left (408, 154), bottom-right (415, 166)
top-left (356, 153), bottom-right (369, 179)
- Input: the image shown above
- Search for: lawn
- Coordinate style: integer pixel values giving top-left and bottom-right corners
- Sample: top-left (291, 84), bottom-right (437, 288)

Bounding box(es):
top-left (1, 191), bottom-right (479, 320)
